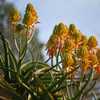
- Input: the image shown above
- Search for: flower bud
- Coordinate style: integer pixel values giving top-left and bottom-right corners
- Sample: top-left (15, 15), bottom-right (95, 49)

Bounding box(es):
top-left (78, 46), bottom-right (89, 59)
top-left (88, 36), bottom-right (97, 48)
top-left (9, 7), bottom-right (21, 24)
top-left (68, 24), bottom-right (77, 36)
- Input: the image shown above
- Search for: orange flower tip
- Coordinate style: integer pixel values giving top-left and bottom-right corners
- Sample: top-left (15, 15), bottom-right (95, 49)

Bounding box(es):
top-left (95, 66), bottom-right (100, 74)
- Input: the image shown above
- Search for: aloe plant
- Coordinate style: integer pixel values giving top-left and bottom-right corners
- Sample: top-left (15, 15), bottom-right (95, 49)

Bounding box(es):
top-left (0, 2), bottom-right (100, 100)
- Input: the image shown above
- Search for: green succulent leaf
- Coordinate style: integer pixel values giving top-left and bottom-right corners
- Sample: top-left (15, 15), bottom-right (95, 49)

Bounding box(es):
top-left (0, 78), bottom-right (22, 99)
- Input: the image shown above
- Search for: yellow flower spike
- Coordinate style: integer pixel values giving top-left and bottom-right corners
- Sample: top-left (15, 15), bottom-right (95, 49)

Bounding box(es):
top-left (57, 23), bottom-right (68, 48)
top-left (72, 31), bottom-right (82, 43)
top-left (26, 3), bottom-right (34, 12)
top-left (68, 24), bottom-right (77, 36)
top-left (69, 24), bottom-right (76, 32)
top-left (57, 23), bottom-right (68, 35)
top-left (64, 39), bottom-right (75, 52)
top-left (9, 7), bottom-right (21, 24)
top-left (47, 23), bottom-right (68, 58)
top-left (46, 27), bottom-right (58, 58)
top-left (23, 3), bottom-right (38, 27)
top-left (80, 35), bottom-right (88, 46)
top-left (88, 35), bottom-right (97, 48)
top-left (63, 53), bottom-right (74, 66)
top-left (78, 45), bottom-right (89, 59)
top-left (23, 12), bottom-right (33, 26)
top-left (26, 3), bottom-right (37, 15)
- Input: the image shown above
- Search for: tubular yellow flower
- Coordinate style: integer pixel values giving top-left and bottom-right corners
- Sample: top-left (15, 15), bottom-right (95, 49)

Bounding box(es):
top-left (9, 7), bottom-right (21, 24)
top-left (72, 31), bottom-right (82, 43)
top-left (23, 3), bottom-right (38, 27)
top-left (88, 35), bottom-right (97, 48)
top-left (65, 66), bottom-right (75, 78)
top-left (47, 25), bottom-right (58, 49)
top-left (68, 24), bottom-right (77, 36)
top-left (81, 35), bottom-right (88, 44)
top-left (78, 46), bottom-right (89, 59)
top-left (62, 52), bottom-right (75, 77)
top-left (88, 54), bottom-right (98, 66)
top-left (47, 34), bottom-right (57, 58)
top-left (63, 39), bottom-right (75, 52)
top-left (26, 3), bottom-right (35, 13)
top-left (58, 23), bottom-right (68, 49)
top-left (79, 35), bottom-right (88, 46)
top-left (81, 59), bottom-right (89, 72)
top-left (63, 53), bottom-right (74, 66)
top-left (57, 23), bottom-right (68, 35)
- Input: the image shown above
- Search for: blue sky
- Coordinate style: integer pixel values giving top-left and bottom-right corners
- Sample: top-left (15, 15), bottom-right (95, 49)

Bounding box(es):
top-left (7, 0), bottom-right (100, 44)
